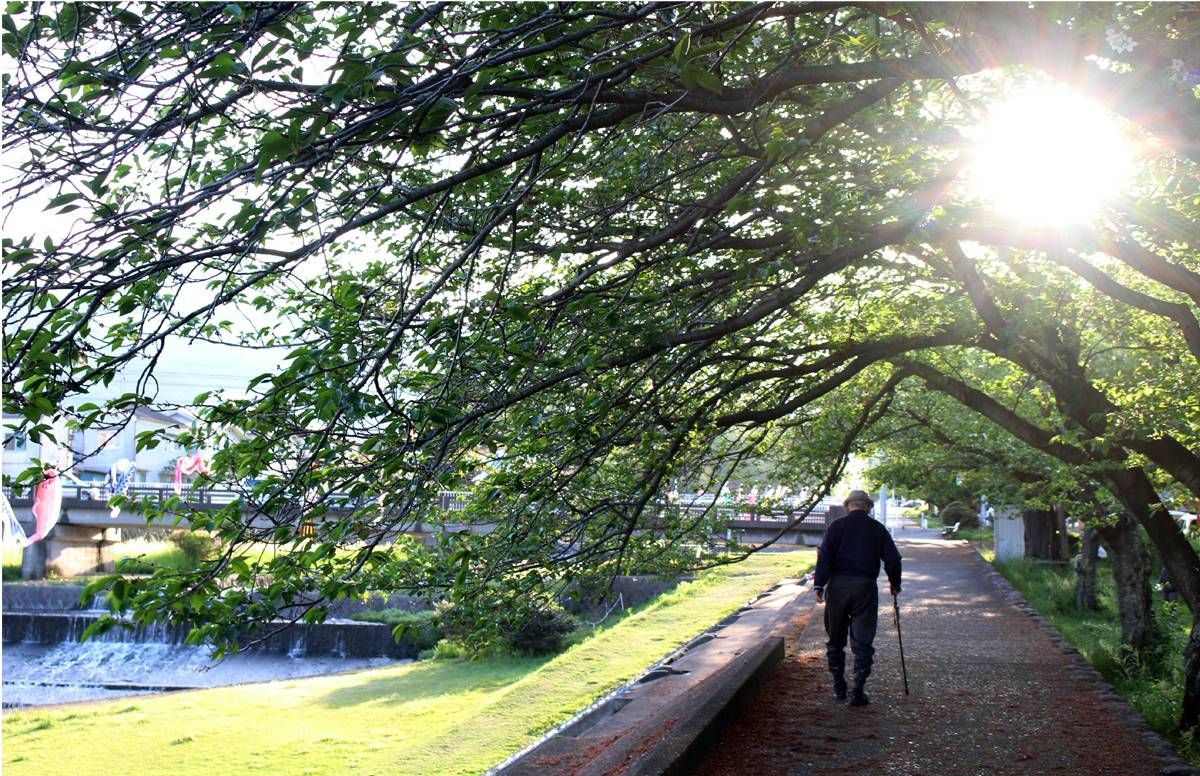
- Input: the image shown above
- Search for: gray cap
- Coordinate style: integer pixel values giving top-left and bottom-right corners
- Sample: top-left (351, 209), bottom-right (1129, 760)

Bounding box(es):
top-left (843, 489), bottom-right (874, 509)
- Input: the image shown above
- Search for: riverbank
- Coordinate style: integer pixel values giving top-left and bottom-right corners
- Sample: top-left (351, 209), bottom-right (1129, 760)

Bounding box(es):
top-left (3, 550), bottom-right (812, 775)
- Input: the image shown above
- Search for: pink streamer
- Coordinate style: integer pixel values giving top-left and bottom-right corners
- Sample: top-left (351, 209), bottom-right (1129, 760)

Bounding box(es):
top-left (26, 468), bottom-right (62, 546)
top-left (173, 454), bottom-right (209, 496)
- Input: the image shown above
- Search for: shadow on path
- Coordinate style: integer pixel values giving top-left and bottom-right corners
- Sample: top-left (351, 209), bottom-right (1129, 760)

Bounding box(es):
top-left (695, 534), bottom-right (1191, 776)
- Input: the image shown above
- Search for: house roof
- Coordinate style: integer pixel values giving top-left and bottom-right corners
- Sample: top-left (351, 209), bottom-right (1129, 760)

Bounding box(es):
top-left (135, 406), bottom-right (195, 426)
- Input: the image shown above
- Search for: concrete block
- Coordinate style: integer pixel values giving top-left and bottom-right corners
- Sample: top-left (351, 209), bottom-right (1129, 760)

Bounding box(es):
top-left (40, 523), bottom-right (121, 577)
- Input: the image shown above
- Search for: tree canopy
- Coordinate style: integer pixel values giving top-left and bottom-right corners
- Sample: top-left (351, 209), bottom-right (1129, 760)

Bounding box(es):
top-left (4, 2), bottom-right (1199, 692)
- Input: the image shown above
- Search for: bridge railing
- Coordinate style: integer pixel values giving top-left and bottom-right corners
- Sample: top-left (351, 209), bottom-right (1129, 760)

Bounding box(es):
top-left (3, 483), bottom-right (243, 510)
top-left (675, 503), bottom-right (830, 526)
top-left (3, 484), bottom-right (830, 532)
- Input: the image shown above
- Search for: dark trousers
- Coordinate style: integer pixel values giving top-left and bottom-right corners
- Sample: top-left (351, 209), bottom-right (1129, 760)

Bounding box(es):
top-left (824, 575), bottom-right (879, 682)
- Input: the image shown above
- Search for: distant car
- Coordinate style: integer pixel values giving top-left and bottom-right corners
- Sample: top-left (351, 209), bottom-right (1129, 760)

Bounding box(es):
top-left (1171, 510), bottom-right (1198, 533)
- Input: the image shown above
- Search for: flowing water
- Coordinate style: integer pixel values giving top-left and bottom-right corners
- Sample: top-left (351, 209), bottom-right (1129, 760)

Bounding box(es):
top-left (2, 587), bottom-right (413, 709)
top-left (2, 641), bottom-right (402, 707)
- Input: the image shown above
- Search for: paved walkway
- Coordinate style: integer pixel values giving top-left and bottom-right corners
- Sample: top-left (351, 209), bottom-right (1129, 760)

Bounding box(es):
top-left (695, 531), bottom-right (1195, 776)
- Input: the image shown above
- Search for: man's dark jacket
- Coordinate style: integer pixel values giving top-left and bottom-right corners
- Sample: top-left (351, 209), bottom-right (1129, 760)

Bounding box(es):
top-left (813, 509), bottom-right (902, 591)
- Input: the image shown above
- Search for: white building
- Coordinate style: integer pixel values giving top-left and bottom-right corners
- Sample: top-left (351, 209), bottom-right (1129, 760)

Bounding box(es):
top-left (4, 338), bottom-right (276, 487)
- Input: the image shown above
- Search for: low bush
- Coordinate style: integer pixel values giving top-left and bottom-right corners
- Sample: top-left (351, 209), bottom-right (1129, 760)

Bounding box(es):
top-left (432, 598), bottom-right (581, 657)
top-left (501, 604), bottom-right (579, 655)
top-left (168, 530), bottom-right (217, 567)
top-left (432, 599), bottom-right (478, 646)
top-left (429, 639), bottom-right (469, 660)
top-left (939, 501), bottom-right (979, 529)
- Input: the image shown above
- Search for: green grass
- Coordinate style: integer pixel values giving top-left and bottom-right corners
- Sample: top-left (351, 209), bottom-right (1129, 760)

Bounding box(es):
top-left (2, 550), bottom-right (813, 776)
top-left (992, 556), bottom-right (1199, 767)
top-left (4, 545), bottom-right (23, 580)
top-left (111, 538), bottom-right (193, 573)
top-left (112, 538), bottom-right (289, 574)
top-left (954, 525), bottom-right (992, 545)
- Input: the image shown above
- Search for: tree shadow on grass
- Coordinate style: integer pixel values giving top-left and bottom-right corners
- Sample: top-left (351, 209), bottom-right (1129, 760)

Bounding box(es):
top-left (317, 654), bottom-right (549, 709)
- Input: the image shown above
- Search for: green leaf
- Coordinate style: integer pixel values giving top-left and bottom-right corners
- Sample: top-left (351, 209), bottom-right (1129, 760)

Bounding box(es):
top-left (80, 575), bottom-right (118, 605)
top-left (56, 3), bottom-right (77, 39)
top-left (679, 64), bottom-right (701, 93)
top-left (200, 52), bottom-right (240, 78)
top-left (81, 617), bottom-right (119, 642)
top-left (2, 31), bottom-right (19, 59)
top-left (679, 63), bottom-right (722, 95)
top-left (673, 33), bottom-right (691, 63)
top-left (255, 129), bottom-right (292, 179)
top-left (692, 67), bottom-right (723, 96)
top-left (45, 192), bottom-right (85, 210)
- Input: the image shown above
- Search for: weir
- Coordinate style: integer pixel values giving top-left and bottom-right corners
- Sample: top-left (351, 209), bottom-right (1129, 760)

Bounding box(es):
top-left (2, 584), bottom-right (418, 708)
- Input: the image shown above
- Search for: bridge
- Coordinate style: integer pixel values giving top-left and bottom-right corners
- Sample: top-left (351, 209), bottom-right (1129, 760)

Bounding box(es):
top-left (5, 484), bottom-right (836, 579)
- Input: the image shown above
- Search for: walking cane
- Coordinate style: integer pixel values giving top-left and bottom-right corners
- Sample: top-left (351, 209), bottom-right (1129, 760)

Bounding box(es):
top-left (892, 593), bottom-right (910, 695)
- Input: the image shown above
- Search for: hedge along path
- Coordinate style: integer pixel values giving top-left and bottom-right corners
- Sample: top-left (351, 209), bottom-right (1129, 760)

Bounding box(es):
top-left (2, 550), bottom-right (813, 776)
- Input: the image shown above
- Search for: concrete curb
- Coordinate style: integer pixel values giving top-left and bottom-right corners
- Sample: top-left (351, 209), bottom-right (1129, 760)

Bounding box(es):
top-left (500, 577), bottom-right (812, 776)
top-left (970, 547), bottom-right (1198, 776)
top-left (581, 636), bottom-right (784, 776)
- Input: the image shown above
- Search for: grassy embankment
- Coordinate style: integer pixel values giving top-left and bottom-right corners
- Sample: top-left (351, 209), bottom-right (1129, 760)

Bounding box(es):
top-left (3, 549), bottom-right (813, 776)
top-left (3, 544), bottom-right (23, 580)
top-left (3, 537), bottom-right (286, 581)
top-left (4, 538), bottom-right (191, 581)
top-left (991, 555), bottom-right (1198, 767)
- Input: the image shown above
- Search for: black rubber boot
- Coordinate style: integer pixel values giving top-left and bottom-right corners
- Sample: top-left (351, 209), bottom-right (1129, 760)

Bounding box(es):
top-left (848, 676), bottom-right (870, 706)
top-left (828, 650), bottom-right (847, 701)
top-left (832, 673), bottom-right (847, 701)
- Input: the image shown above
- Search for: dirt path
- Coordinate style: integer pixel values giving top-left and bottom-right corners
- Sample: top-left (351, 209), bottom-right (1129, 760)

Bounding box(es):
top-left (695, 534), bottom-right (1194, 776)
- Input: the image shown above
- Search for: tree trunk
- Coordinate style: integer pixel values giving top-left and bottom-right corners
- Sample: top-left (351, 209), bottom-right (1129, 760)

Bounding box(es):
top-left (1185, 616), bottom-right (1200, 729)
top-left (1054, 505), bottom-right (1071, 561)
top-left (1095, 513), bottom-right (1155, 650)
top-left (1075, 526), bottom-right (1100, 611)
top-left (1024, 508), bottom-right (1068, 560)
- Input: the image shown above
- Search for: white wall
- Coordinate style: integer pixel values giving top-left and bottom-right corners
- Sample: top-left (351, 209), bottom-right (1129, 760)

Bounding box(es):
top-left (3, 416), bottom-right (71, 480)
top-left (993, 506), bottom-right (1025, 561)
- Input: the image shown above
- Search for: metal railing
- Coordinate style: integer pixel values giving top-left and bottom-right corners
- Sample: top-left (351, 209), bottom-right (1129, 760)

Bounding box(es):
top-left (676, 503), bottom-right (830, 526)
top-left (3, 483), bottom-right (241, 509)
top-left (3, 484), bottom-right (830, 531)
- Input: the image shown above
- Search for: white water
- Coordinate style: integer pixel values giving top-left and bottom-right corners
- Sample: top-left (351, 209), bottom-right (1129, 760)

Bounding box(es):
top-left (2, 641), bottom-right (403, 708)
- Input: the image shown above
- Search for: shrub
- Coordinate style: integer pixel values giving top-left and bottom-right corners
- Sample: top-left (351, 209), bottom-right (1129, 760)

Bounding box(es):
top-left (351, 609), bottom-right (442, 651)
top-left (168, 530), bottom-right (217, 567)
top-left (501, 604), bottom-right (579, 655)
top-left (432, 598), bottom-right (579, 656)
top-left (939, 501), bottom-right (979, 529)
top-left (430, 639), bottom-right (469, 660)
top-left (433, 599), bottom-right (478, 644)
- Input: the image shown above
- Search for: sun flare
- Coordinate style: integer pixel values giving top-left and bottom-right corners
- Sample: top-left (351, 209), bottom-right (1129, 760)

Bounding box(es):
top-left (967, 88), bottom-right (1136, 225)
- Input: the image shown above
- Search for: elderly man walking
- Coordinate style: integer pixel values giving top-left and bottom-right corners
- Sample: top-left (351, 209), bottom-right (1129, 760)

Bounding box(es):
top-left (813, 490), bottom-right (902, 706)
